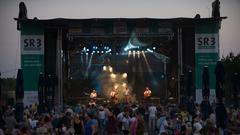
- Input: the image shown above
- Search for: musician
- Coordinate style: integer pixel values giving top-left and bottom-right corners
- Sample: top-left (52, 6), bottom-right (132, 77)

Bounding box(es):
top-left (124, 87), bottom-right (130, 103)
top-left (144, 87), bottom-right (151, 100)
top-left (110, 88), bottom-right (118, 103)
top-left (90, 89), bottom-right (97, 100)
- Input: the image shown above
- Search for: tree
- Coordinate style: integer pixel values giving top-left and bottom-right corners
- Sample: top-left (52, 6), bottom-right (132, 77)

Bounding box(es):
top-left (1, 78), bottom-right (16, 105)
top-left (221, 52), bottom-right (240, 100)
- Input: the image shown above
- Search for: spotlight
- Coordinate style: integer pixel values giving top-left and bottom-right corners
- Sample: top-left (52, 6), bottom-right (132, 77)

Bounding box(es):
top-left (122, 73), bottom-right (127, 78)
top-left (110, 73), bottom-right (116, 79)
top-left (86, 53), bottom-right (88, 55)
top-left (97, 51), bottom-right (100, 53)
top-left (137, 51), bottom-right (140, 54)
top-left (147, 48), bottom-right (153, 53)
top-left (114, 84), bottom-right (119, 89)
top-left (103, 66), bottom-right (107, 71)
top-left (153, 47), bottom-right (156, 50)
top-left (101, 51), bottom-right (104, 54)
top-left (106, 49), bottom-right (111, 53)
top-left (86, 49), bottom-right (89, 51)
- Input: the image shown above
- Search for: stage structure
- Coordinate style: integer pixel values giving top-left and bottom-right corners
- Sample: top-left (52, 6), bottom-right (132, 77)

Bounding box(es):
top-left (15, 4), bottom-right (226, 108)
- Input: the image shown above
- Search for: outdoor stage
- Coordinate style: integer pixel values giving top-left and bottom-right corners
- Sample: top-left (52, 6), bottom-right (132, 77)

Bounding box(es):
top-left (17, 17), bottom-right (225, 107)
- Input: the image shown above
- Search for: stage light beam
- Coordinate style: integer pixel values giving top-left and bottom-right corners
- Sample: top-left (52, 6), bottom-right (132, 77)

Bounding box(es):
top-left (133, 51), bottom-right (136, 59)
top-left (128, 51), bottom-right (131, 57)
top-left (137, 51), bottom-right (140, 58)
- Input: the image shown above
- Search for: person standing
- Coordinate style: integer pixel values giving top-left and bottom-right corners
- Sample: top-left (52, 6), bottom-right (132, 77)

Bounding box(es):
top-left (136, 111), bottom-right (145, 135)
top-left (121, 112), bottom-right (131, 135)
top-left (124, 87), bottom-right (130, 103)
top-left (148, 103), bottom-right (157, 131)
top-left (84, 113), bottom-right (96, 135)
top-left (110, 88), bottom-right (118, 104)
top-left (98, 106), bottom-right (106, 135)
top-left (215, 101), bottom-right (227, 135)
top-left (130, 113), bottom-right (137, 135)
top-left (106, 111), bottom-right (117, 135)
top-left (4, 112), bottom-right (17, 134)
top-left (73, 114), bottom-right (84, 135)
top-left (157, 112), bottom-right (168, 135)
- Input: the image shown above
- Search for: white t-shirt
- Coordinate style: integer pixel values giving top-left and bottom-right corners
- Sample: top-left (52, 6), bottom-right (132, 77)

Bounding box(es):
top-left (148, 106), bottom-right (157, 117)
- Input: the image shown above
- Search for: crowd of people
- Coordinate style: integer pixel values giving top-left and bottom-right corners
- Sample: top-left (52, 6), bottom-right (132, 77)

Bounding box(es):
top-left (0, 99), bottom-right (240, 135)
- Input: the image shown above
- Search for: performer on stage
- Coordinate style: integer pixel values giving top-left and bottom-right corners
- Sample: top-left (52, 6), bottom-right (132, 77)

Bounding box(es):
top-left (124, 87), bottom-right (130, 103)
top-left (144, 87), bottom-right (151, 100)
top-left (90, 89), bottom-right (97, 100)
top-left (110, 88), bottom-right (118, 103)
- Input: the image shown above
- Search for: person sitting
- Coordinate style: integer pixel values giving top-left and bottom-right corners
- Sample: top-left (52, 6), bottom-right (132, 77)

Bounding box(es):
top-left (90, 89), bottom-right (97, 100)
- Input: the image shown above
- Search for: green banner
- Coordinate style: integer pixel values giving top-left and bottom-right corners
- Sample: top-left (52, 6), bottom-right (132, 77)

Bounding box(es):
top-left (21, 55), bottom-right (44, 91)
top-left (195, 53), bottom-right (219, 89)
top-left (21, 22), bottom-right (44, 105)
top-left (195, 22), bottom-right (219, 102)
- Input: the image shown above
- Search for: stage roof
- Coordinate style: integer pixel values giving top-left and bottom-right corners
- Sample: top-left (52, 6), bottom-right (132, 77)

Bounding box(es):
top-left (15, 17), bottom-right (227, 24)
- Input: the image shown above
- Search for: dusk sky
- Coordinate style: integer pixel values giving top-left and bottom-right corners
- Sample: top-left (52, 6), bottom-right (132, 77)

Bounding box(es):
top-left (0, 0), bottom-right (239, 78)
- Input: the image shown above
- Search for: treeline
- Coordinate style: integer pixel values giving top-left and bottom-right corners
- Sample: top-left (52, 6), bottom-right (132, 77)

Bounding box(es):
top-left (1, 78), bottom-right (16, 91)
top-left (221, 52), bottom-right (240, 98)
